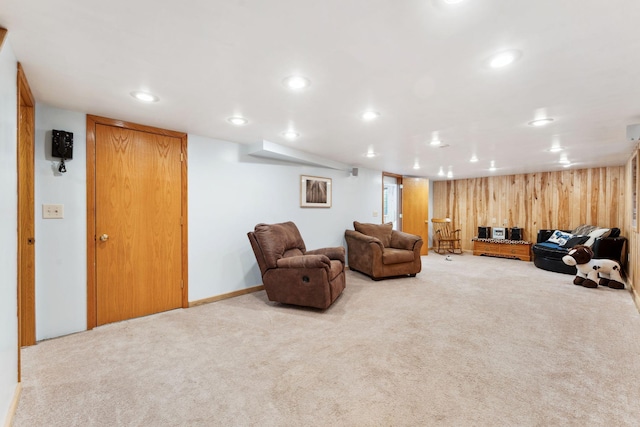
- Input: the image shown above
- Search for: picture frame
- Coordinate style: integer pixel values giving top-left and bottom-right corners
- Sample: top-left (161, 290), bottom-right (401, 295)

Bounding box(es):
top-left (492, 227), bottom-right (506, 240)
top-left (300, 175), bottom-right (332, 208)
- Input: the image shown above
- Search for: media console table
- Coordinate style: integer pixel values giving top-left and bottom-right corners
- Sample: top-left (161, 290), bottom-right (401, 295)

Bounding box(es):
top-left (472, 238), bottom-right (532, 261)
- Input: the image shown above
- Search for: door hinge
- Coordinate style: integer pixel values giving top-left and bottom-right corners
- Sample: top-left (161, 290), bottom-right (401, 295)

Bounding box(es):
top-left (180, 152), bottom-right (184, 162)
top-left (180, 279), bottom-right (184, 289)
top-left (180, 217), bottom-right (183, 226)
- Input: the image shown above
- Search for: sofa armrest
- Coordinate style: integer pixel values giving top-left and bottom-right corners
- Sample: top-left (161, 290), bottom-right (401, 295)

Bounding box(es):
top-left (592, 237), bottom-right (627, 264)
top-left (390, 230), bottom-right (422, 251)
top-left (345, 230), bottom-right (384, 249)
top-left (306, 246), bottom-right (345, 264)
top-left (276, 254), bottom-right (330, 269)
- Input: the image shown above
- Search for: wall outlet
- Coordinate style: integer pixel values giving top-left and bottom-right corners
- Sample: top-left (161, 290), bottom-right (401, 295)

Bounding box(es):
top-left (492, 217), bottom-right (497, 224)
top-left (43, 204), bottom-right (64, 219)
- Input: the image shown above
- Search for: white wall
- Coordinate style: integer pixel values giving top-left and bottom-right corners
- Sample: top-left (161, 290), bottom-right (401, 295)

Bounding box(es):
top-left (33, 105), bottom-right (384, 336)
top-left (34, 105), bottom-right (87, 340)
top-left (188, 135), bottom-right (381, 301)
top-left (0, 39), bottom-right (18, 425)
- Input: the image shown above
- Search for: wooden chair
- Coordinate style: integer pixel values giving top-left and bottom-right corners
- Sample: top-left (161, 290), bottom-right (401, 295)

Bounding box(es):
top-left (431, 218), bottom-right (462, 254)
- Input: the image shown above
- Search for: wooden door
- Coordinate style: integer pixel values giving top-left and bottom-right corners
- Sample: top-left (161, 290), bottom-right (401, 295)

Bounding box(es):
top-left (18, 63), bottom-right (36, 350)
top-left (402, 177), bottom-right (429, 255)
top-left (87, 116), bottom-right (188, 327)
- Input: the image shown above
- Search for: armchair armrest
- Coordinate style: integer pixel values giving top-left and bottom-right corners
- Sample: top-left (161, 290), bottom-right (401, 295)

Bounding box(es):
top-left (344, 230), bottom-right (384, 249)
top-left (306, 246), bottom-right (345, 263)
top-left (276, 254), bottom-right (330, 269)
top-left (592, 237), bottom-right (627, 265)
top-left (390, 230), bottom-right (422, 251)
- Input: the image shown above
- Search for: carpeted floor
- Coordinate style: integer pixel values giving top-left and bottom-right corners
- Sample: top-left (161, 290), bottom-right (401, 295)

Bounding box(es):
top-left (13, 254), bottom-right (640, 426)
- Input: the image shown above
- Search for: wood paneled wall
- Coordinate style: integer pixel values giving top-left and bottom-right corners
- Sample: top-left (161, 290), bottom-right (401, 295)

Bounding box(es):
top-left (434, 164), bottom-right (640, 311)
top-left (432, 166), bottom-right (626, 250)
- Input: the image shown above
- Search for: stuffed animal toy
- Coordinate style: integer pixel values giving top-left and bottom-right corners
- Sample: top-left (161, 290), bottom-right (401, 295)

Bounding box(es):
top-left (562, 245), bottom-right (625, 289)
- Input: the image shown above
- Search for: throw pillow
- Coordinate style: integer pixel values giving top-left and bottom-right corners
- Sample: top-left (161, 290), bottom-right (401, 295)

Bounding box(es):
top-left (583, 228), bottom-right (611, 247)
top-left (572, 224), bottom-right (598, 236)
top-left (354, 221), bottom-right (393, 247)
top-left (546, 230), bottom-right (573, 246)
top-left (560, 235), bottom-right (590, 249)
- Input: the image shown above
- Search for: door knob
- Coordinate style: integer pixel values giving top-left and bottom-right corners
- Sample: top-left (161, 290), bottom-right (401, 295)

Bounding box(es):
top-left (100, 234), bottom-right (109, 241)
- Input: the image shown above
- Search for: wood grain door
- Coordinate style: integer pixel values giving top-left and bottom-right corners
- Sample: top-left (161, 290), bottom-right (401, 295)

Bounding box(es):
top-left (90, 119), bottom-right (187, 326)
top-left (18, 63), bottom-right (36, 349)
top-left (402, 177), bottom-right (429, 255)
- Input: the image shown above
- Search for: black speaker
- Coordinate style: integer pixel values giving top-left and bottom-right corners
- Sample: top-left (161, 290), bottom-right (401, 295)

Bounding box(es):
top-left (510, 227), bottom-right (523, 241)
top-left (478, 226), bottom-right (491, 239)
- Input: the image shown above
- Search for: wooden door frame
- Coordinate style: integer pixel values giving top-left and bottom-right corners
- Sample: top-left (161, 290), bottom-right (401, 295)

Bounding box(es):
top-left (86, 115), bottom-right (189, 330)
top-left (17, 62), bottom-right (36, 368)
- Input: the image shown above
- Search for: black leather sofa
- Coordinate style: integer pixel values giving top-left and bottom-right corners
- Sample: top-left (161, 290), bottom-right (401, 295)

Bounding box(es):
top-left (532, 228), bottom-right (627, 275)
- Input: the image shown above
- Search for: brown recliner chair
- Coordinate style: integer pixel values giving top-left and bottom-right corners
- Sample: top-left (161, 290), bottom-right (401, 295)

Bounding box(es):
top-left (247, 221), bottom-right (346, 309)
top-left (345, 221), bottom-right (423, 280)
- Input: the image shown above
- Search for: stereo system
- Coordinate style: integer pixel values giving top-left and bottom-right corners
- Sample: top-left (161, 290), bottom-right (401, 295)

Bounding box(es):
top-left (477, 226), bottom-right (523, 240)
top-left (478, 226), bottom-right (491, 239)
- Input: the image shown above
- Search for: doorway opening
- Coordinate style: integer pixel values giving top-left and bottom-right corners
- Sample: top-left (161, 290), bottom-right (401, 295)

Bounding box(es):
top-left (383, 173), bottom-right (402, 230)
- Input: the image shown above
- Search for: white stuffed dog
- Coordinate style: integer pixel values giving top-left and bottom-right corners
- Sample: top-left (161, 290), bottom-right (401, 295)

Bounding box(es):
top-left (562, 245), bottom-right (625, 289)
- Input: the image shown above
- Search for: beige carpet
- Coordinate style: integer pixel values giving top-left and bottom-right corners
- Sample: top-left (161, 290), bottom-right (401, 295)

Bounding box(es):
top-left (13, 254), bottom-right (640, 426)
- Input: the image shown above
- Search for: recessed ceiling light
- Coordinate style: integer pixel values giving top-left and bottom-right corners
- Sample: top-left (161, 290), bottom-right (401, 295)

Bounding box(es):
top-left (361, 111), bottom-right (381, 121)
top-left (559, 158), bottom-right (570, 165)
top-left (489, 160), bottom-right (497, 171)
top-left (282, 130), bottom-right (299, 139)
top-left (529, 118), bottom-right (554, 127)
top-left (443, 0), bottom-right (465, 3)
top-left (430, 139), bottom-right (442, 147)
top-left (413, 160), bottom-right (421, 170)
top-left (227, 116), bottom-right (248, 126)
top-left (130, 91), bottom-right (159, 103)
top-left (547, 146), bottom-right (564, 153)
top-left (470, 155), bottom-right (479, 162)
top-left (283, 75), bottom-right (311, 90)
top-left (563, 163), bottom-right (572, 168)
top-left (438, 167), bottom-right (444, 177)
top-left (447, 171), bottom-right (453, 179)
top-left (487, 50), bottom-right (522, 69)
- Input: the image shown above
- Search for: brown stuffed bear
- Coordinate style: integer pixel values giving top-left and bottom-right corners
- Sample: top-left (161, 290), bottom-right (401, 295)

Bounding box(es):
top-left (561, 245), bottom-right (625, 289)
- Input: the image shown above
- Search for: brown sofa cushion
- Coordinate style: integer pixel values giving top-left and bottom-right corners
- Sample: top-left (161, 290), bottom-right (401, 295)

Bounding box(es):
top-left (353, 221), bottom-right (393, 247)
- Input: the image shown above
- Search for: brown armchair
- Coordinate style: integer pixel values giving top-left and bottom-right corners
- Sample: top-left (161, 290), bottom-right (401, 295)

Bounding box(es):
top-left (344, 221), bottom-right (423, 280)
top-left (247, 221), bottom-right (346, 309)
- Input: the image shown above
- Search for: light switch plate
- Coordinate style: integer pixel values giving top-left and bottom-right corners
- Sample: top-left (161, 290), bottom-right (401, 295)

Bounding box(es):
top-left (43, 204), bottom-right (64, 219)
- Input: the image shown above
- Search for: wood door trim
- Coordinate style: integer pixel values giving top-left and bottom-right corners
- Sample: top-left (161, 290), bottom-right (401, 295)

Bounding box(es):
top-left (0, 27), bottom-right (7, 51)
top-left (86, 115), bottom-right (189, 330)
top-left (17, 61), bottom-right (36, 364)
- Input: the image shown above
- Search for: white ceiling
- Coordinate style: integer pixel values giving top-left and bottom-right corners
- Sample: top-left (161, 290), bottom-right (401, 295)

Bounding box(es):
top-left (2, 0), bottom-right (640, 179)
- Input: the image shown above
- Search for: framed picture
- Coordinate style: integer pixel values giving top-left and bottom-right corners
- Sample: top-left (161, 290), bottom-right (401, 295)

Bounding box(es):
top-left (492, 227), bottom-right (506, 239)
top-left (300, 175), bottom-right (332, 208)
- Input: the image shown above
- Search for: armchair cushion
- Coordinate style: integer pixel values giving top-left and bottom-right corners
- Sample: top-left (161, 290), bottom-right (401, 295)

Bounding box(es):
top-left (354, 221), bottom-right (392, 247)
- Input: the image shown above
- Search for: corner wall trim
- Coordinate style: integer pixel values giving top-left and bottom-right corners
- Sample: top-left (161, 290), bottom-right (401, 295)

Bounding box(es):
top-left (189, 285), bottom-right (265, 307)
top-left (3, 383), bottom-right (22, 427)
